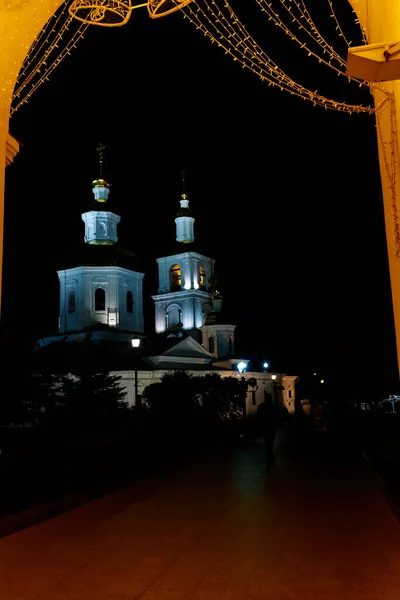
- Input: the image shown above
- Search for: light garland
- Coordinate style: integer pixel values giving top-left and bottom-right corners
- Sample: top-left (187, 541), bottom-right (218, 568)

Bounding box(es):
top-left (11, 2), bottom-right (89, 115)
top-left (184, 1), bottom-right (374, 114)
top-left (374, 87), bottom-right (400, 258)
top-left (11, 19), bottom-right (88, 115)
top-left (11, 0), bottom-right (374, 118)
top-left (256, 0), bottom-right (348, 75)
top-left (326, 0), bottom-right (366, 47)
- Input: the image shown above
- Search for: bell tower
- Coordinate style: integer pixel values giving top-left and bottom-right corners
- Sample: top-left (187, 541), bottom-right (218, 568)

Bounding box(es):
top-left (152, 171), bottom-right (236, 356)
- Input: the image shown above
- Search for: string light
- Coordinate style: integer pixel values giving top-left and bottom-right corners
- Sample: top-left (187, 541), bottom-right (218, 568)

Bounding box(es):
top-left (11, 8), bottom-right (88, 115)
top-left (374, 87), bottom-right (400, 258)
top-left (256, 0), bottom-right (349, 75)
top-left (11, 0), bottom-right (374, 117)
top-left (183, 1), bottom-right (374, 114)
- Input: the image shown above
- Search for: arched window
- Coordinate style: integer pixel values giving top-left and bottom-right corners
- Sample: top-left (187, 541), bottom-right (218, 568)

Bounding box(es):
top-left (170, 264), bottom-right (182, 291)
top-left (68, 290), bottom-right (76, 314)
top-left (95, 287), bottom-right (105, 311)
top-left (199, 265), bottom-right (206, 289)
top-left (209, 336), bottom-right (215, 354)
top-left (126, 291), bottom-right (134, 313)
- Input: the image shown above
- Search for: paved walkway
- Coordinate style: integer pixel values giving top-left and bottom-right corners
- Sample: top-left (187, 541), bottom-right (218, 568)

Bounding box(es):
top-left (1, 429), bottom-right (400, 600)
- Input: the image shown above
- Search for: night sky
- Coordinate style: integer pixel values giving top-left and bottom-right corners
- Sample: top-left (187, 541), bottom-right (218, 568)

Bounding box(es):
top-left (2, 0), bottom-right (398, 400)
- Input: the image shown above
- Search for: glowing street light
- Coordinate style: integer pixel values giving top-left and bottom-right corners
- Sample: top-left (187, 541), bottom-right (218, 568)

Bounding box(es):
top-left (237, 361), bottom-right (247, 374)
top-left (131, 336), bottom-right (141, 407)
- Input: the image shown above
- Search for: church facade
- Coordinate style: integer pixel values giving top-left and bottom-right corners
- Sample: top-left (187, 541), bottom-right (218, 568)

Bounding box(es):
top-left (38, 150), bottom-right (298, 416)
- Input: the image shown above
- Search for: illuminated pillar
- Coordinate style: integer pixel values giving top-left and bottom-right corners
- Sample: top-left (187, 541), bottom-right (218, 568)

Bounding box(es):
top-left (0, 0), bottom-right (64, 319)
top-left (348, 0), bottom-right (400, 376)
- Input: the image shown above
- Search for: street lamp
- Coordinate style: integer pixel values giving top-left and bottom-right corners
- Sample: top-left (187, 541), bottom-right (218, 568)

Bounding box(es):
top-left (131, 337), bottom-right (141, 408)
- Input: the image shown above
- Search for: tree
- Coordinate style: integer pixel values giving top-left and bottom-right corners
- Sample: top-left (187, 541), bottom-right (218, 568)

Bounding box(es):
top-left (142, 371), bottom-right (245, 432)
top-left (143, 370), bottom-right (198, 428)
top-left (194, 374), bottom-right (244, 423)
top-left (61, 370), bottom-right (128, 429)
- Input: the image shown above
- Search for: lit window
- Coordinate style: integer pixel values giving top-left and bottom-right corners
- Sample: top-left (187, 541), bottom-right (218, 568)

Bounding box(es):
top-left (170, 264), bottom-right (182, 291)
top-left (95, 287), bottom-right (105, 311)
top-left (68, 291), bottom-right (76, 314)
top-left (199, 265), bottom-right (206, 289)
top-left (126, 291), bottom-right (133, 313)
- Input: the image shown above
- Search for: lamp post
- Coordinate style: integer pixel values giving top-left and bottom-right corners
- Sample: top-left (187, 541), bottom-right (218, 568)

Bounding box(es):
top-left (131, 337), bottom-right (141, 408)
top-left (237, 362), bottom-right (248, 425)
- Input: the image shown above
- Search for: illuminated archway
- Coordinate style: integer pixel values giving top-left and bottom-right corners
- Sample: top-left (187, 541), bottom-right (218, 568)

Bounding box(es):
top-left (2, 0), bottom-right (400, 381)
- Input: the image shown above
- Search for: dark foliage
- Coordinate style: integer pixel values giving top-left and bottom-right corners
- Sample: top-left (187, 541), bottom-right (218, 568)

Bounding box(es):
top-left (142, 370), bottom-right (244, 433)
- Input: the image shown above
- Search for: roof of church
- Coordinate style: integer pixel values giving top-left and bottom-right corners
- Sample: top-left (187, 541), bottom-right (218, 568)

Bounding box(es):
top-left (58, 242), bottom-right (142, 272)
top-left (33, 331), bottom-right (223, 373)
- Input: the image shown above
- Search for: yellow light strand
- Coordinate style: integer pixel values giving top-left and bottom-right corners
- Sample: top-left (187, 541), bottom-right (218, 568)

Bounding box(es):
top-left (184, 1), bottom-right (373, 114)
top-left (185, 1), bottom-right (335, 109)
top-left (375, 89), bottom-right (400, 258)
top-left (327, 0), bottom-right (368, 46)
top-left (18, 2), bottom-right (74, 80)
top-left (10, 0), bottom-right (374, 118)
top-left (256, 0), bottom-right (365, 84)
top-left (11, 21), bottom-right (88, 115)
top-left (326, 0), bottom-right (351, 47)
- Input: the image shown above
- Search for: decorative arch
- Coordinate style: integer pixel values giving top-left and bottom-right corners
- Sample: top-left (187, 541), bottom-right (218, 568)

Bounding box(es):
top-left (166, 303), bottom-right (182, 331)
top-left (202, 302), bottom-right (213, 325)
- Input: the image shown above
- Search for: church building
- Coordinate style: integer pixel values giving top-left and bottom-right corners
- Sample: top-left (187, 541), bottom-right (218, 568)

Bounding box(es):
top-left (38, 147), bottom-right (298, 416)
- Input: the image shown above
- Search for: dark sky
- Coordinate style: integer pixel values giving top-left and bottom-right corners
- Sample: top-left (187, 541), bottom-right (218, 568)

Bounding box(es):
top-left (2, 0), bottom-right (398, 400)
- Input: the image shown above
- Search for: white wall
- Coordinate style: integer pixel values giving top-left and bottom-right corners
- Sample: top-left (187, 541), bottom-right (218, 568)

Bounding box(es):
top-left (112, 369), bottom-right (296, 415)
top-left (58, 266), bottom-right (144, 333)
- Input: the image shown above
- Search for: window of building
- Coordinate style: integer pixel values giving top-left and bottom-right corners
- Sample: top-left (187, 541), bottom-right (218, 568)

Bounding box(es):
top-left (170, 264), bottom-right (182, 291)
top-left (68, 290), bottom-right (76, 313)
top-left (209, 336), bottom-right (215, 354)
top-left (228, 336), bottom-right (233, 357)
top-left (95, 287), bottom-right (105, 311)
top-left (288, 389), bottom-right (292, 398)
top-left (126, 291), bottom-right (133, 313)
top-left (252, 391), bottom-right (256, 406)
top-left (199, 265), bottom-right (206, 289)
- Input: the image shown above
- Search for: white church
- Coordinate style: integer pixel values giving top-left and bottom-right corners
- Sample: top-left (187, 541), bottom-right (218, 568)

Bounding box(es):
top-left (38, 148), bottom-right (298, 416)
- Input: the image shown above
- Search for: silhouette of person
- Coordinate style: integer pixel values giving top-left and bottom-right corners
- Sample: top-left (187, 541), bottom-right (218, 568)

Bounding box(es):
top-left (256, 394), bottom-right (279, 467)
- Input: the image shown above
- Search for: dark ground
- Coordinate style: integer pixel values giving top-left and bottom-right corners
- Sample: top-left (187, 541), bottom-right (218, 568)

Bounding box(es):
top-left (1, 409), bottom-right (400, 538)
